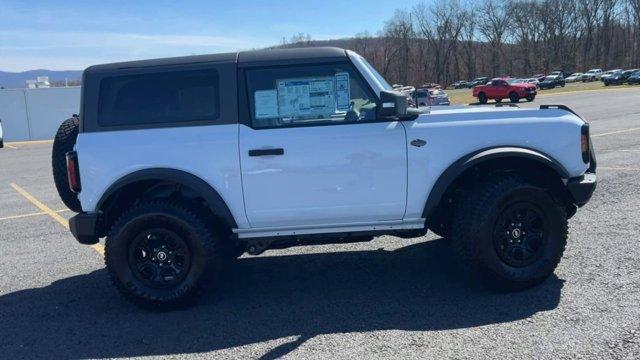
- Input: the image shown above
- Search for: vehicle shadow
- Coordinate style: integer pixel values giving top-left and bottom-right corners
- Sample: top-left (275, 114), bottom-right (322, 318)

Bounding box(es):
top-left (0, 239), bottom-right (563, 359)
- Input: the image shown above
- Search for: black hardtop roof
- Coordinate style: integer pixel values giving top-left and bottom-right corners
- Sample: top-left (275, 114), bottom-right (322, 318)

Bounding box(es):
top-left (84, 47), bottom-right (348, 73)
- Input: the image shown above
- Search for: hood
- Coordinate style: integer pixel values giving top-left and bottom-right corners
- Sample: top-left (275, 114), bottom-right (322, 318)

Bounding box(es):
top-left (412, 105), bottom-right (580, 126)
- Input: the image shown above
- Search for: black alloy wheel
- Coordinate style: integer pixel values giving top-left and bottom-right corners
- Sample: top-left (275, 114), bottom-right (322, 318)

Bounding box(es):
top-left (492, 202), bottom-right (547, 268)
top-left (128, 228), bottom-right (192, 288)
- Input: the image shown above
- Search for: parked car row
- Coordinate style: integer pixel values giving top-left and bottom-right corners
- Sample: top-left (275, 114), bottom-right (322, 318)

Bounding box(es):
top-left (539, 75), bottom-right (566, 90)
top-left (603, 69), bottom-right (640, 86)
top-left (450, 77), bottom-right (489, 89)
top-left (393, 84), bottom-right (451, 107)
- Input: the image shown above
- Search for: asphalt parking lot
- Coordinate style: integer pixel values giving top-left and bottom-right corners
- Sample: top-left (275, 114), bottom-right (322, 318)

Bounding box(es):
top-left (1, 88), bottom-right (639, 359)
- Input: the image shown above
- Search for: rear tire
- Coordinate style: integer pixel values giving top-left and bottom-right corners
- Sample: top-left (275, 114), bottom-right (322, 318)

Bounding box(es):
top-left (105, 200), bottom-right (224, 309)
top-left (451, 174), bottom-right (567, 291)
top-left (509, 92), bottom-right (519, 103)
top-left (478, 93), bottom-right (488, 104)
top-left (52, 116), bottom-right (82, 212)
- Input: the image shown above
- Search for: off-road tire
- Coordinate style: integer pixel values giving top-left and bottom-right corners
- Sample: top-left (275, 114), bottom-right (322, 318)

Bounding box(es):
top-left (478, 93), bottom-right (488, 104)
top-left (52, 116), bottom-right (82, 212)
top-left (105, 200), bottom-right (224, 310)
top-left (509, 92), bottom-right (519, 103)
top-left (451, 174), bottom-right (567, 291)
top-left (429, 222), bottom-right (451, 239)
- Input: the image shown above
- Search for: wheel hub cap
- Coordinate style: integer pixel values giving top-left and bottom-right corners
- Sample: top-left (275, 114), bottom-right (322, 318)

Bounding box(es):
top-left (493, 203), bottom-right (547, 268)
top-left (128, 228), bottom-right (191, 288)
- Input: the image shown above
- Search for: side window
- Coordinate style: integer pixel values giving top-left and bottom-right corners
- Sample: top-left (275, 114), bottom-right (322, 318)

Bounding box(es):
top-left (98, 69), bottom-right (219, 127)
top-left (491, 80), bottom-right (501, 86)
top-left (246, 63), bottom-right (378, 129)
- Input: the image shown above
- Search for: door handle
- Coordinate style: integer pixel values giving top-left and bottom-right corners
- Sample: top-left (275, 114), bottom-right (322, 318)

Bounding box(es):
top-left (248, 148), bottom-right (284, 157)
top-left (410, 139), bottom-right (427, 147)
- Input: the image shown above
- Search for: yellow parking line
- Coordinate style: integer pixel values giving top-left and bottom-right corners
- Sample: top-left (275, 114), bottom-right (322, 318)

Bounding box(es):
top-left (0, 209), bottom-right (69, 221)
top-left (4, 144), bottom-right (18, 149)
top-left (9, 183), bottom-right (104, 256)
top-left (5, 139), bottom-right (53, 146)
top-left (592, 127), bottom-right (640, 137)
top-left (599, 166), bottom-right (640, 171)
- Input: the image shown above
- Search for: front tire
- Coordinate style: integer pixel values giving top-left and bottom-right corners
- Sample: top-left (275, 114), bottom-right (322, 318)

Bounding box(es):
top-left (526, 95), bottom-right (535, 102)
top-left (105, 201), bottom-right (223, 309)
top-left (451, 174), bottom-right (567, 291)
top-left (478, 93), bottom-right (488, 104)
top-left (509, 92), bottom-right (519, 103)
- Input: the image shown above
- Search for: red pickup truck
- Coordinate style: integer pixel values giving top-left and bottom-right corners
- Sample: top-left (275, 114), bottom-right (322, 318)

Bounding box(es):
top-left (472, 78), bottom-right (537, 104)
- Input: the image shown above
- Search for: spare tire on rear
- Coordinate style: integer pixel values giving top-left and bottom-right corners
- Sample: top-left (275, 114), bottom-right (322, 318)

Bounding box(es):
top-left (52, 116), bottom-right (82, 212)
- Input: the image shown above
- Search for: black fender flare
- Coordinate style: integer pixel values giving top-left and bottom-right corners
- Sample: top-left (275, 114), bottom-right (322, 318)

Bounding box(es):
top-left (422, 147), bottom-right (570, 219)
top-left (97, 168), bottom-right (237, 229)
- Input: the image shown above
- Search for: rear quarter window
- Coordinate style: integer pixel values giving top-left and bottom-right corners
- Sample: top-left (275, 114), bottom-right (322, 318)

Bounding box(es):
top-left (97, 69), bottom-right (220, 126)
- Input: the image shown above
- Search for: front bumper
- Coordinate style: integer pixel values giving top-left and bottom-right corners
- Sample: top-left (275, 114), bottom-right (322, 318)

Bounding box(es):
top-left (69, 212), bottom-right (99, 245)
top-left (567, 173), bottom-right (597, 206)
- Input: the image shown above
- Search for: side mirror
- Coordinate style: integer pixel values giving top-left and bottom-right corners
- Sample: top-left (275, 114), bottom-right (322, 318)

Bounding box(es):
top-left (378, 90), bottom-right (408, 118)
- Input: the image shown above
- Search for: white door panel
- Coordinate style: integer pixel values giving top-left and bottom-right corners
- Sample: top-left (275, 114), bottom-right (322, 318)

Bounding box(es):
top-left (239, 122), bottom-right (407, 227)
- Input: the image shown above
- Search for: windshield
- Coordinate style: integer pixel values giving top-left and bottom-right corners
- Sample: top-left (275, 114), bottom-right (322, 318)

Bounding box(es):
top-left (359, 56), bottom-right (392, 91)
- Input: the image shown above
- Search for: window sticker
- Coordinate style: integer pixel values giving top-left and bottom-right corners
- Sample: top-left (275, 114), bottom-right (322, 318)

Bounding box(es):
top-left (254, 90), bottom-right (278, 119)
top-left (335, 72), bottom-right (351, 111)
top-left (276, 77), bottom-right (335, 119)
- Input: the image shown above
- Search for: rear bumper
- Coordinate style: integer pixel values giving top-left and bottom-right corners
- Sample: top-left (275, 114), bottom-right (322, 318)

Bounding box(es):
top-left (69, 212), bottom-right (99, 245)
top-left (567, 173), bottom-right (597, 206)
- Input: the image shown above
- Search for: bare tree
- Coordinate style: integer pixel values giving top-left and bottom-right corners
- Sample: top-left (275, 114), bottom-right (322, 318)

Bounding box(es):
top-left (460, 3), bottom-right (478, 79)
top-left (382, 9), bottom-right (415, 84)
top-left (278, 0), bottom-right (640, 85)
top-left (630, 0), bottom-right (640, 65)
top-left (478, 0), bottom-right (511, 76)
top-left (414, 0), bottom-right (465, 85)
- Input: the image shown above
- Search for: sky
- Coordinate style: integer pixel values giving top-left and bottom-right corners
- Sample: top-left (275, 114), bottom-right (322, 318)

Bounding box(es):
top-left (0, 0), bottom-right (424, 72)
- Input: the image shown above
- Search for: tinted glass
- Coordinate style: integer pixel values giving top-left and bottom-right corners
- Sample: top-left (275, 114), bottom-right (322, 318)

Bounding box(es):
top-left (246, 63), bottom-right (377, 128)
top-left (98, 69), bottom-right (219, 127)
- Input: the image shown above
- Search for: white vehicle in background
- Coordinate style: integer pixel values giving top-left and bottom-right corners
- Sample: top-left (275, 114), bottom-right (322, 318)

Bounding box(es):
top-left (0, 118), bottom-right (4, 148)
top-left (413, 88), bottom-right (450, 107)
top-left (525, 78), bottom-right (540, 87)
top-left (600, 69), bottom-right (622, 82)
top-left (52, 47), bottom-right (597, 309)
top-left (581, 69), bottom-right (603, 82)
top-left (508, 78), bottom-right (539, 88)
top-left (565, 73), bottom-right (583, 83)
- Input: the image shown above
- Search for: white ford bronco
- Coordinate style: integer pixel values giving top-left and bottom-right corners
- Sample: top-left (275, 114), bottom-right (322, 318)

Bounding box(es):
top-left (52, 47), bottom-right (597, 309)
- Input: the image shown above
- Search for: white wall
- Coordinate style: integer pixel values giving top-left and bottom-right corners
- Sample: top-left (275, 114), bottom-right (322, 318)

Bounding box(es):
top-left (0, 87), bottom-right (80, 141)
